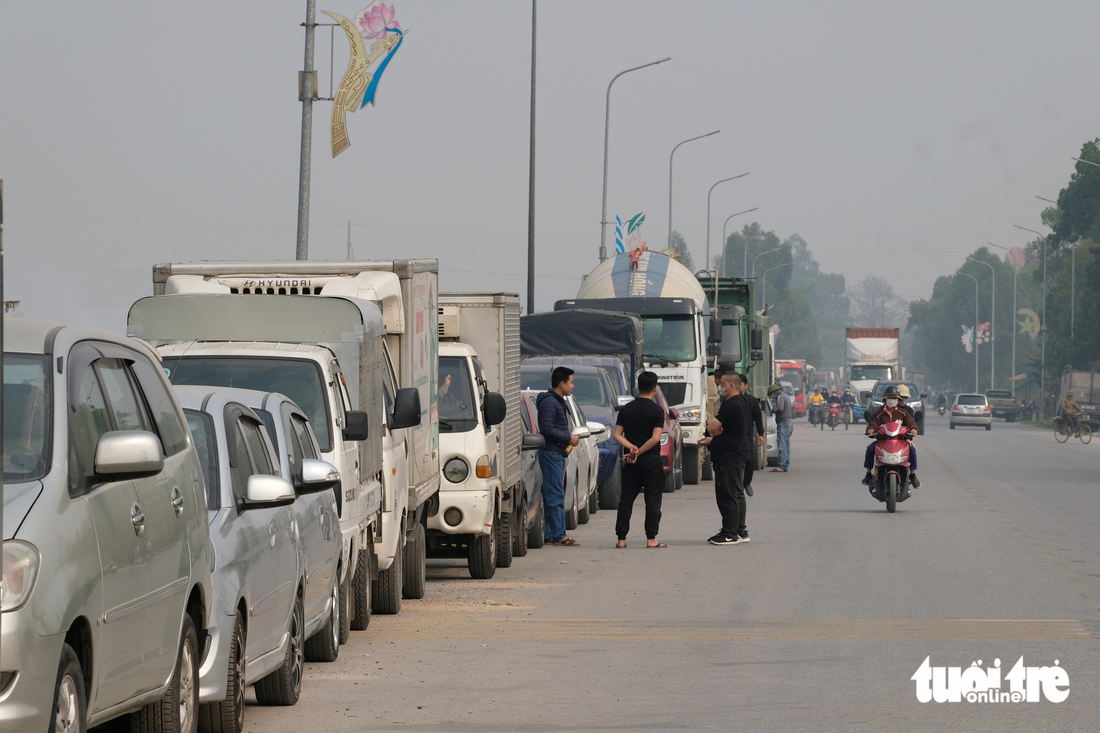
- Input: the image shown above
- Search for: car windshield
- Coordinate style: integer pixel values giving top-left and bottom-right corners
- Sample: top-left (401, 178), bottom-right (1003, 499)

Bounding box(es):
top-left (3, 353), bottom-right (52, 482)
top-left (957, 395), bottom-right (986, 406)
top-left (438, 356), bottom-right (478, 433)
top-left (184, 409), bottom-right (219, 509)
top-left (873, 383), bottom-right (919, 400)
top-left (642, 316), bottom-right (696, 362)
top-left (850, 365), bottom-right (893, 381)
top-left (166, 357), bottom-right (333, 451)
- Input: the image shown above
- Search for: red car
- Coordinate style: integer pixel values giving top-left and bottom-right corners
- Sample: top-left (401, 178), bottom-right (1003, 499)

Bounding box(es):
top-left (654, 386), bottom-right (684, 492)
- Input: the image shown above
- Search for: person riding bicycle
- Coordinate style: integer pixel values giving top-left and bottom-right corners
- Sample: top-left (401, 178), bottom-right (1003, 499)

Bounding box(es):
top-left (862, 386), bottom-right (920, 489)
top-left (1061, 391), bottom-right (1081, 432)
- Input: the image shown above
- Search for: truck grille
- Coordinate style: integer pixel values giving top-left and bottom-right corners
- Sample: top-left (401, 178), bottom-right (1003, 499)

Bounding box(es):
top-left (660, 382), bottom-right (687, 406)
top-left (228, 286), bottom-right (324, 295)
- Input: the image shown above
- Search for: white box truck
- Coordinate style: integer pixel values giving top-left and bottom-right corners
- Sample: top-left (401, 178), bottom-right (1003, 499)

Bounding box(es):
top-left (844, 327), bottom-right (900, 406)
top-left (434, 293), bottom-right (526, 578)
top-left (148, 259), bottom-right (440, 615)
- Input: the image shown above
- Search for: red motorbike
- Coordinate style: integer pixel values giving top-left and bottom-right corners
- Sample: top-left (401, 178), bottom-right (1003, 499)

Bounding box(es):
top-left (826, 402), bottom-right (840, 430)
top-left (869, 421), bottom-right (913, 513)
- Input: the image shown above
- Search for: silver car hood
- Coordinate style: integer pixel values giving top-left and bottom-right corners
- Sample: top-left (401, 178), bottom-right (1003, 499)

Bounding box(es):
top-left (4, 481), bottom-right (43, 540)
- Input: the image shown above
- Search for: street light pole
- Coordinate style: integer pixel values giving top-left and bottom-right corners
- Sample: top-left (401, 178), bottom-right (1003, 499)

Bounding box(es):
top-left (960, 271), bottom-right (979, 393)
top-left (1015, 225), bottom-right (1048, 417)
top-left (751, 246), bottom-right (781, 280)
top-left (761, 262), bottom-right (790, 313)
top-left (967, 256), bottom-right (995, 391)
top-left (720, 207), bottom-right (758, 277)
top-left (526, 0), bottom-right (536, 314)
top-left (744, 234), bottom-right (770, 279)
top-left (295, 0), bottom-right (317, 260)
top-left (988, 242), bottom-right (1018, 395)
top-left (598, 56), bottom-right (671, 262)
top-left (668, 130), bottom-right (720, 247)
top-left (705, 173), bottom-right (749, 272)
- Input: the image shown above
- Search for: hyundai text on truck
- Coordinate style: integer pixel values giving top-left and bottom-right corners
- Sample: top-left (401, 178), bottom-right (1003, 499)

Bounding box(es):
top-left (435, 293), bottom-right (528, 578)
top-left (558, 249), bottom-right (720, 485)
top-left (140, 258), bottom-right (440, 618)
top-left (844, 327), bottom-right (900, 406)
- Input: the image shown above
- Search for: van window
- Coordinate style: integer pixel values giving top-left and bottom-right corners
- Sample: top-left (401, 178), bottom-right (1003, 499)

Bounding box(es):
top-left (3, 354), bottom-right (51, 483)
top-left (131, 358), bottom-right (189, 455)
top-left (70, 366), bottom-right (111, 484)
top-left (184, 409), bottom-right (219, 509)
top-left (290, 414), bottom-right (318, 460)
top-left (96, 359), bottom-right (151, 433)
top-left (241, 418), bottom-right (275, 476)
top-left (255, 410), bottom-right (280, 459)
top-left (228, 420), bottom-right (253, 501)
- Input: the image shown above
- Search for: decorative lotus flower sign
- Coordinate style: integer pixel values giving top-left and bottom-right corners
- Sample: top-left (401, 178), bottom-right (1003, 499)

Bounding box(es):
top-left (324, 2), bottom-right (407, 157)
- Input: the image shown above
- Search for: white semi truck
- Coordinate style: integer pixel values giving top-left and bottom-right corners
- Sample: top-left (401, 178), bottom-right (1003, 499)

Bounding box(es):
top-left (559, 249), bottom-right (720, 484)
top-left (146, 259), bottom-right (440, 616)
top-left (844, 327), bottom-right (901, 406)
top-left (434, 293), bottom-right (527, 578)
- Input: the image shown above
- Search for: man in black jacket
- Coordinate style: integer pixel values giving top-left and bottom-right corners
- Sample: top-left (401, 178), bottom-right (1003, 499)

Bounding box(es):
top-left (738, 373), bottom-right (765, 502)
top-left (699, 372), bottom-right (747, 545)
top-left (536, 366), bottom-right (581, 546)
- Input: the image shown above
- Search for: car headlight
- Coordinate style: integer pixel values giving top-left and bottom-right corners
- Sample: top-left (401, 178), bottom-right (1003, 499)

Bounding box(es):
top-left (2, 541), bottom-right (40, 612)
top-left (443, 457), bottom-right (470, 483)
top-left (766, 425), bottom-right (776, 435)
top-left (660, 433), bottom-right (669, 446)
top-left (678, 407), bottom-right (701, 423)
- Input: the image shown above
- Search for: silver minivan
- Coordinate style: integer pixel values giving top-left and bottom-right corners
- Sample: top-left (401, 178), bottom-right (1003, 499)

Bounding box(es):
top-left (0, 318), bottom-right (213, 731)
top-left (175, 387), bottom-right (340, 732)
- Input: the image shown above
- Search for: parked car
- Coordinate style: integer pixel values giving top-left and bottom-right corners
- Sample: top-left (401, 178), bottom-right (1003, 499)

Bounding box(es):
top-left (564, 394), bottom-right (604, 526)
top-left (864, 380), bottom-right (926, 434)
top-left (521, 389), bottom-right (583, 535)
top-left (985, 389), bottom-right (1018, 421)
top-left (764, 397), bottom-right (779, 467)
top-left (950, 393), bottom-right (993, 430)
top-left (177, 386), bottom-right (338, 729)
top-left (518, 391), bottom-right (547, 550)
top-left (522, 355), bottom-right (634, 400)
top-left (653, 386), bottom-right (684, 491)
top-left (1, 318), bottom-right (212, 732)
top-left (522, 364), bottom-right (623, 509)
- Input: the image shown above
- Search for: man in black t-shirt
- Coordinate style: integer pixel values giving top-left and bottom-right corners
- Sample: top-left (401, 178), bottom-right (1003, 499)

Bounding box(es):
top-left (612, 371), bottom-right (667, 548)
top-left (699, 372), bottom-right (747, 545)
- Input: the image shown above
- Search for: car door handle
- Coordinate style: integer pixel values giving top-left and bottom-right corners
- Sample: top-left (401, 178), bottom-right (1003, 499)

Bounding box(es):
top-left (171, 487), bottom-right (185, 517)
top-left (269, 523), bottom-right (277, 547)
top-left (131, 504), bottom-right (146, 537)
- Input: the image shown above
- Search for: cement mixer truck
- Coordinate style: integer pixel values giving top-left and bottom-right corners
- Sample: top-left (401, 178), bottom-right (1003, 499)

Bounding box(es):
top-left (556, 249), bottom-right (721, 484)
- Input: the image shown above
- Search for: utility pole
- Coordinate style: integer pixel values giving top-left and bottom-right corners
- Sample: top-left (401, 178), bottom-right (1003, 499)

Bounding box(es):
top-left (1, 179), bottom-right (5, 647)
top-left (296, 0), bottom-right (317, 260)
top-left (347, 220), bottom-right (353, 260)
top-left (526, 0), bottom-right (536, 314)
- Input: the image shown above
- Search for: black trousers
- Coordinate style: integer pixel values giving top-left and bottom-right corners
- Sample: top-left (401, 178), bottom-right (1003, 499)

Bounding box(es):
top-left (712, 459), bottom-right (747, 537)
top-left (615, 457), bottom-right (665, 540)
top-left (742, 439), bottom-right (756, 488)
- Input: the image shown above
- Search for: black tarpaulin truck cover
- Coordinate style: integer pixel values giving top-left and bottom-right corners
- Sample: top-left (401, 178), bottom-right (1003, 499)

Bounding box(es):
top-left (520, 309), bottom-right (643, 386)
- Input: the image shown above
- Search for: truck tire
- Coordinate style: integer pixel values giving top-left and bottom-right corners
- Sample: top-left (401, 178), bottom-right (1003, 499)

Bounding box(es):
top-left (338, 565), bottom-right (352, 644)
top-left (372, 545), bottom-right (403, 615)
top-left (468, 531), bottom-right (497, 579)
top-left (701, 454), bottom-right (713, 481)
top-left (565, 472), bottom-right (579, 530)
top-left (597, 460), bottom-right (621, 510)
top-left (513, 496), bottom-right (529, 558)
top-left (402, 523), bottom-right (426, 600)
top-left (682, 446), bottom-right (700, 485)
top-left (496, 506), bottom-right (513, 568)
top-left (350, 548), bottom-right (371, 630)
top-left (528, 500), bottom-right (546, 549)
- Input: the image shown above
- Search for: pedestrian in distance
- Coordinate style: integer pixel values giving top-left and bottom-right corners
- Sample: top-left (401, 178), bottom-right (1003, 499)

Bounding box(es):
top-left (699, 372), bottom-right (747, 545)
top-left (768, 383), bottom-right (794, 472)
top-left (612, 371), bottom-right (667, 548)
top-left (536, 366), bottom-right (581, 546)
top-left (738, 373), bottom-right (765, 498)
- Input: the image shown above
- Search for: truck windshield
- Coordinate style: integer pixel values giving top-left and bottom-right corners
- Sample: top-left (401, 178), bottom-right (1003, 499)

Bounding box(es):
top-left (850, 365), bottom-right (893, 381)
top-left (438, 356), bottom-right (478, 433)
top-left (166, 357), bottom-right (333, 452)
top-left (642, 316), bottom-right (696, 363)
top-left (3, 354), bottom-right (52, 482)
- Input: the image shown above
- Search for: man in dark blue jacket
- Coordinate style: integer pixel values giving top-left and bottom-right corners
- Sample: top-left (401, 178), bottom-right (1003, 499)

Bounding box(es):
top-left (536, 366), bottom-right (581, 546)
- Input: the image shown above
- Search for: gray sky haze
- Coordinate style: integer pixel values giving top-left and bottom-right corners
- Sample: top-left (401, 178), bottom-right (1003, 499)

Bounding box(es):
top-left (2, 0), bottom-right (1098, 329)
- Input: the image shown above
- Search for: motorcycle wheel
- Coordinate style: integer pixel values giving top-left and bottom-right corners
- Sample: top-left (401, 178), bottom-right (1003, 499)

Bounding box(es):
top-left (886, 473), bottom-right (897, 513)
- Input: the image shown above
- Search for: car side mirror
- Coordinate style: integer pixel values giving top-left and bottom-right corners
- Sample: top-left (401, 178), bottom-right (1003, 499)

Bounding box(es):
top-left (296, 458), bottom-right (340, 494)
top-left (483, 391), bottom-right (507, 427)
top-left (244, 474), bottom-right (296, 509)
top-left (94, 431), bottom-right (164, 478)
top-left (571, 426), bottom-right (591, 439)
top-left (615, 395), bottom-right (632, 409)
top-left (708, 319), bottom-right (723, 344)
top-left (586, 421), bottom-right (606, 435)
top-left (668, 408), bottom-right (679, 421)
top-left (390, 387), bottom-right (422, 429)
top-left (522, 433), bottom-right (546, 451)
top-left (342, 410), bottom-right (370, 441)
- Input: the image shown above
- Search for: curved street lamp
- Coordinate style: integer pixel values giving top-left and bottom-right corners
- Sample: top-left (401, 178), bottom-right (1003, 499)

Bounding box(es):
top-left (751, 245), bottom-right (782, 279)
top-left (668, 130), bottom-right (720, 247)
top-left (705, 173), bottom-right (749, 270)
top-left (1014, 224), bottom-right (1049, 416)
top-left (987, 242), bottom-right (1019, 395)
top-left (719, 207), bottom-right (758, 276)
top-left (760, 262), bottom-right (791, 313)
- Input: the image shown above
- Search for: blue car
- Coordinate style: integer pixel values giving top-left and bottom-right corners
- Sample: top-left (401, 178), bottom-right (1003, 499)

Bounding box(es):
top-left (521, 363), bottom-right (624, 510)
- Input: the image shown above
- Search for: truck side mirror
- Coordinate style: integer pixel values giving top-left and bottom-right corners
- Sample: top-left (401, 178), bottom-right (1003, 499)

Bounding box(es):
top-left (706, 342), bottom-right (721, 357)
top-left (390, 387), bottom-right (422, 429)
top-left (751, 328), bottom-right (763, 350)
top-left (708, 318), bottom-right (723, 344)
top-left (483, 391), bottom-right (507, 426)
top-left (342, 410), bottom-right (370, 441)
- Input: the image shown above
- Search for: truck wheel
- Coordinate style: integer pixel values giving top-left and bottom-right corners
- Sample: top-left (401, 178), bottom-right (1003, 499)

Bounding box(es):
top-left (701, 454), bottom-right (713, 481)
top-left (350, 548), bottom-right (371, 630)
top-left (304, 580), bottom-right (340, 663)
top-left (513, 496), bottom-right (529, 558)
top-left (682, 446), bottom-right (700, 485)
top-left (402, 523), bottom-right (426, 600)
top-left (565, 472), bottom-right (579, 530)
top-left (372, 545), bottom-right (403, 615)
top-left (496, 507), bottom-right (513, 568)
top-left (528, 500), bottom-right (546, 549)
top-left (338, 564), bottom-right (352, 644)
top-left (468, 531), bottom-right (497, 579)
top-left (597, 460), bottom-right (621, 510)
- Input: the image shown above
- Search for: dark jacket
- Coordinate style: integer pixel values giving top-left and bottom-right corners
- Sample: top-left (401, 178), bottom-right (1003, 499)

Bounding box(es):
top-left (536, 390), bottom-right (572, 455)
top-left (739, 392), bottom-right (764, 443)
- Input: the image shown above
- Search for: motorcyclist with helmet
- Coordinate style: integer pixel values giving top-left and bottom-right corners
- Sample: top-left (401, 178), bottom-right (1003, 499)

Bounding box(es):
top-left (809, 387), bottom-right (825, 424)
top-left (840, 387), bottom-right (857, 424)
top-left (862, 385), bottom-right (920, 489)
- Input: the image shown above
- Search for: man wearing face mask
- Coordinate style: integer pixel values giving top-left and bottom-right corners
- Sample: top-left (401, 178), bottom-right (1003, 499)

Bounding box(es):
top-left (862, 386), bottom-right (920, 489)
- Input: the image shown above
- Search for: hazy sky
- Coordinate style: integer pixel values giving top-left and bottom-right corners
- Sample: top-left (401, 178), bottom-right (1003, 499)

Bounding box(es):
top-left (2, 0), bottom-right (1098, 331)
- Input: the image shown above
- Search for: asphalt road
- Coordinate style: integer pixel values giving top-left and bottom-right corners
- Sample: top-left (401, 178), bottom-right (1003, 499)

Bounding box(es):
top-left (242, 412), bottom-right (1100, 732)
